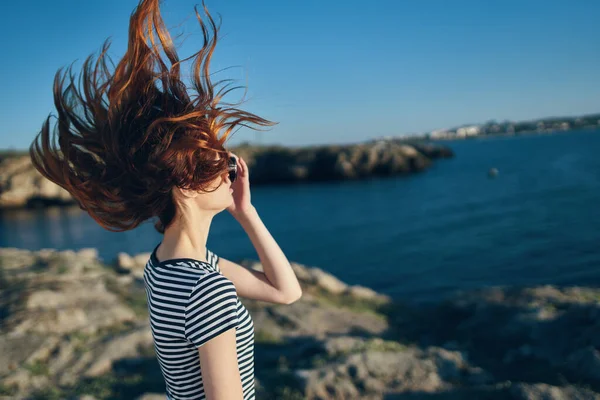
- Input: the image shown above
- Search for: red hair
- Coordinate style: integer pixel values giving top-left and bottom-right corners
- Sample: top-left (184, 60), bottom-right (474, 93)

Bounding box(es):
top-left (29, 0), bottom-right (274, 233)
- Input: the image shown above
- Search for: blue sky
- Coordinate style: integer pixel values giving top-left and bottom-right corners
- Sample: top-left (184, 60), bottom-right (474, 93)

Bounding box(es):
top-left (1, 0), bottom-right (599, 149)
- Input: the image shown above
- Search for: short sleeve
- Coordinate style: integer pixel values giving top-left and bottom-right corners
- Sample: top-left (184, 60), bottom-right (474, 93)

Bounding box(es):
top-left (185, 272), bottom-right (239, 348)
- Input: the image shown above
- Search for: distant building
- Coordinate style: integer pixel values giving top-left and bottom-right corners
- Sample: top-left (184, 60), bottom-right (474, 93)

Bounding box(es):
top-left (430, 129), bottom-right (451, 139)
top-left (456, 125), bottom-right (481, 137)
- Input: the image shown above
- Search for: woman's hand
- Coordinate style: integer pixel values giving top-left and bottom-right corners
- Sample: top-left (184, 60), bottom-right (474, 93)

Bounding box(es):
top-left (226, 155), bottom-right (254, 218)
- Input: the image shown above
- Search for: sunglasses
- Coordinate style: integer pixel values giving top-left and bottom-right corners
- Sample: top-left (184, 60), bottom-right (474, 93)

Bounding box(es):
top-left (227, 156), bottom-right (238, 183)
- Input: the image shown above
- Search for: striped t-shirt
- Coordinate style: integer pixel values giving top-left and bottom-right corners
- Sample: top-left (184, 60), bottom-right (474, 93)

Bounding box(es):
top-left (143, 244), bottom-right (256, 399)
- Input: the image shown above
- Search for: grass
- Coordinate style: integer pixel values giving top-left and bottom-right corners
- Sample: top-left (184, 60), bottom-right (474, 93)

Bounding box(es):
top-left (104, 276), bottom-right (148, 316)
top-left (68, 330), bottom-right (94, 355)
top-left (23, 360), bottom-right (164, 400)
top-left (25, 373), bottom-right (145, 400)
top-left (0, 383), bottom-right (17, 396)
top-left (272, 386), bottom-right (305, 400)
top-left (577, 290), bottom-right (600, 303)
top-left (259, 371), bottom-right (307, 400)
top-left (56, 264), bottom-right (69, 274)
top-left (255, 329), bottom-right (284, 344)
top-left (24, 360), bottom-right (50, 376)
top-left (0, 266), bottom-right (28, 326)
top-left (542, 304), bottom-right (558, 313)
top-left (29, 387), bottom-right (64, 400)
top-left (310, 286), bottom-right (390, 319)
top-left (71, 373), bottom-right (145, 399)
top-left (308, 338), bottom-right (409, 368)
top-left (359, 338), bottom-right (408, 352)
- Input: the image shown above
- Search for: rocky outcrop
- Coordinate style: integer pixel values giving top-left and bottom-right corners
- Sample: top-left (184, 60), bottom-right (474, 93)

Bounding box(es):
top-left (0, 141), bottom-right (453, 208)
top-left (2, 248), bottom-right (597, 399)
top-left (231, 141), bottom-right (453, 185)
top-left (0, 155), bottom-right (72, 208)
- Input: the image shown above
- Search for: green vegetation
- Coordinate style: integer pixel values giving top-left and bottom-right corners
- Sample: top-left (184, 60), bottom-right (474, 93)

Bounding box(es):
top-left (0, 266), bottom-right (29, 326)
top-left (0, 383), bottom-right (17, 396)
top-left (308, 338), bottom-right (408, 369)
top-left (272, 386), bottom-right (305, 400)
top-left (104, 276), bottom-right (148, 316)
top-left (72, 373), bottom-right (145, 399)
top-left (24, 360), bottom-right (50, 376)
top-left (260, 371), bottom-right (306, 400)
top-left (0, 149), bottom-right (28, 160)
top-left (542, 304), bottom-right (558, 313)
top-left (311, 286), bottom-right (389, 319)
top-left (30, 387), bottom-right (64, 400)
top-left (22, 358), bottom-right (165, 400)
top-left (577, 290), bottom-right (600, 303)
top-left (255, 328), bottom-right (284, 344)
top-left (56, 264), bottom-right (69, 274)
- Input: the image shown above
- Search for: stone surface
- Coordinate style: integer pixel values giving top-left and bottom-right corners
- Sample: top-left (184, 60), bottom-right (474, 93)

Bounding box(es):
top-left (0, 141), bottom-right (453, 209)
top-left (1, 247), bottom-right (599, 400)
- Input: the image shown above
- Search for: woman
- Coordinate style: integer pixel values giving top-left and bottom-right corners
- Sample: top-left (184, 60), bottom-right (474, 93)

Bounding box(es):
top-left (29, 0), bottom-right (303, 399)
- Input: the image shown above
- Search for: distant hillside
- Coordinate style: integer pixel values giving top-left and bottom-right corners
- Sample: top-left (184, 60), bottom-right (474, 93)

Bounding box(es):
top-left (425, 112), bottom-right (600, 140)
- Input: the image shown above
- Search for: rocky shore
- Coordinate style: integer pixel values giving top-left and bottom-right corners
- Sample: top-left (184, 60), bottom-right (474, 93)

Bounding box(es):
top-left (0, 141), bottom-right (453, 208)
top-left (1, 248), bottom-right (599, 399)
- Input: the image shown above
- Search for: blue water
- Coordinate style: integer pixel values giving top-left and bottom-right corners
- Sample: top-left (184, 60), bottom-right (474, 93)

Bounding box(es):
top-left (2, 129), bottom-right (600, 302)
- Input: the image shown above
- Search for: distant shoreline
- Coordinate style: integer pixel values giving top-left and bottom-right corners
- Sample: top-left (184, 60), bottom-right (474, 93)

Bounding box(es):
top-left (0, 141), bottom-right (453, 209)
top-left (3, 113), bottom-right (599, 155)
top-left (427, 125), bottom-right (599, 143)
top-left (414, 112), bottom-right (600, 142)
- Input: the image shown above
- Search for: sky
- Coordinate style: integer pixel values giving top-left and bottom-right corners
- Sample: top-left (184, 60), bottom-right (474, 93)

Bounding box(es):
top-left (1, 0), bottom-right (599, 149)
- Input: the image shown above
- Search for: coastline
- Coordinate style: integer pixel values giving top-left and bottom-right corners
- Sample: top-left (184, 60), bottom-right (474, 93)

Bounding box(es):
top-left (427, 126), bottom-right (600, 143)
top-left (1, 247), bottom-right (599, 399)
top-left (0, 141), bottom-right (453, 210)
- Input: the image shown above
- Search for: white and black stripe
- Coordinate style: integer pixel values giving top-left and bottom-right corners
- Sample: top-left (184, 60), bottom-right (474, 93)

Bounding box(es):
top-left (143, 244), bottom-right (255, 399)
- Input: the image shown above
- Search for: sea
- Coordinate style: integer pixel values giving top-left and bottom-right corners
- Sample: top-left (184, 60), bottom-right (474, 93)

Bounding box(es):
top-left (2, 128), bottom-right (599, 303)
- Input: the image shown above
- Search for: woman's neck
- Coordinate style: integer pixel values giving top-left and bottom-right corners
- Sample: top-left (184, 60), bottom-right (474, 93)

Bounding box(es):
top-left (158, 207), bottom-right (215, 263)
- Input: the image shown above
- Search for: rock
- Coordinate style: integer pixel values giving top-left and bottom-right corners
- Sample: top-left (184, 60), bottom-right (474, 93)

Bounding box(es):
top-left (116, 252), bottom-right (135, 270)
top-left (0, 249), bottom-right (136, 336)
top-left (19, 278), bottom-right (136, 334)
top-left (260, 297), bottom-right (388, 336)
top-left (2, 247), bottom-right (600, 399)
top-left (412, 143), bottom-right (455, 159)
top-left (566, 346), bottom-right (600, 383)
top-left (323, 336), bottom-right (366, 356)
top-left (115, 252), bottom-right (150, 278)
top-left (0, 155), bottom-right (73, 208)
top-left (77, 248), bottom-right (99, 261)
top-left (397, 145), bottom-right (420, 157)
top-left (85, 327), bottom-right (153, 377)
top-left (295, 341), bottom-right (494, 399)
top-left (308, 267), bottom-right (348, 294)
top-left (0, 247), bottom-right (37, 270)
top-left (0, 141), bottom-right (453, 209)
top-left (23, 336), bottom-right (62, 366)
top-left (289, 262), bottom-right (311, 280)
top-left (136, 395), bottom-right (167, 400)
top-left (0, 334), bottom-right (46, 376)
top-left (509, 383), bottom-right (600, 400)
top-left (428, 347), bottom-right (467, 381)
top-left (346, 285), bottom-right (392, 302)
top-left (2, 370), bottom-right (34, 393)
